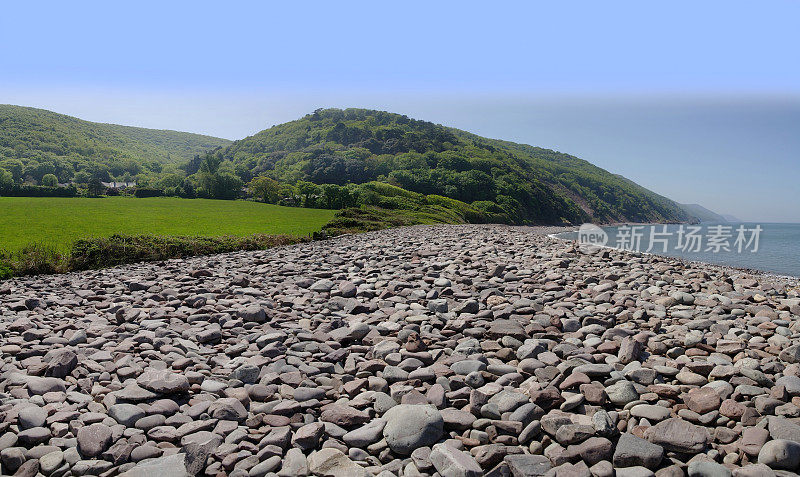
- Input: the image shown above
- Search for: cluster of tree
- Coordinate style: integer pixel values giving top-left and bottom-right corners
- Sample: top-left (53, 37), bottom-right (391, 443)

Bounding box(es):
top-left (248, 177), bottom-right (358, 209)
top-left (244, 177), bottom-right (503, 228)
top-left (209, 108), bottom-right (692, 224)
top-left (0, 104), bottom-right (230, 191)
top-left (1, 105), bottom-right (693, 224)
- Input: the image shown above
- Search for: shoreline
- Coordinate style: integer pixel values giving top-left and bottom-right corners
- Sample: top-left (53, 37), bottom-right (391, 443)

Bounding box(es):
top-left (541, 224), bottom-right (800, 287)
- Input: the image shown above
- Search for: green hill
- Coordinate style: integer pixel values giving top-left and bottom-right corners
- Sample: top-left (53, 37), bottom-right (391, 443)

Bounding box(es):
top-left (0, 104), bottom-right (231, 184)
top-left (216, 108), bottom-right (692, 224)
top-left (0, 105), bottom-right (694, 226)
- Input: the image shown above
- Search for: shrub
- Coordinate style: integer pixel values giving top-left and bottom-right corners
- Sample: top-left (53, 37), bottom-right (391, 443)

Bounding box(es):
top-left (133, 187), bottom-right (164, 198)
top-left (69, 234), bottom-right (306, 271)
top-left (14, 243), bottom-right (63, 275)
top-left (0, 232), bottom-right (309, 279)
top-left (0, 262), bottom-right (13, 279)
top-left (1, 185), bottom-right (78, 197)
top-left (0, 243), bottom-right (65, 278)
top-left (41, 174), bottom-right (58, 187)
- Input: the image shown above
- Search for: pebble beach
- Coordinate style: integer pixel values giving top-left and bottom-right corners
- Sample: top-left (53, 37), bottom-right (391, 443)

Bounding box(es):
top-left (1, 224), bottom-right (800, 476)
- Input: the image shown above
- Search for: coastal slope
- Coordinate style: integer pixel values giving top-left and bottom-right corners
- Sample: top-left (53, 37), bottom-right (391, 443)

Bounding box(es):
top-left (680, 203), bottom-right (730, 223)
top-left (214, 108), bottom-right (694, 224)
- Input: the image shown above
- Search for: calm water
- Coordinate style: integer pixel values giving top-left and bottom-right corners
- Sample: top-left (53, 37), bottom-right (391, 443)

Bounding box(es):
top-left (556, 223), bottom-right (800, 277)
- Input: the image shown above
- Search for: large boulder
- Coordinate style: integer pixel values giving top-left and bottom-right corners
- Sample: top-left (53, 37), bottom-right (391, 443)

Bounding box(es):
top-left (758, 439), bottom-right (800, 470)
top-left (613, 433), bottom-right (664, 469)
top-left (644, 418), bottom-right (711, 454)
top-left (769, 417), bottom-right (800, 443)
top-left (136, 369), bottom-right (190, 394)
top-left (45, 349), bottom-right (78, 378)
top-left (383, 404), bottom-right (444, 455)
top-left (77, 423), bottom-right (113, 458)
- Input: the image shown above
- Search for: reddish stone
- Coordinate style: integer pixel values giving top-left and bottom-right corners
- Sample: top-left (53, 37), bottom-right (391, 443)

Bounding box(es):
top-left (560, 372), bottom-right (591, 390)
top-left (684, 387), bottom-right (721, 414)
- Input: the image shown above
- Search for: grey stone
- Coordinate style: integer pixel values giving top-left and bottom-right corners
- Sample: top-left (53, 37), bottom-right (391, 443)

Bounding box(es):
top-left (109, 404), bottom-right (146, 427)
top-left (613, 433), bottom-right (664, 469)
top-left (605, 380), bottom-right (639, 406)
top-left (758, 439), bottom-right (800, 470)
top-left (687, 460), bottom-right (732, 477)
top-left (383, 404), bottom-right (444, 455)
top-left (119, 453), bottom-right (190, 477)
top-left (343, 419), bottom-right (387, 447)
top-left (430, 443), bottom-right (482, 477)
top-left (18, 406), bottom-right (47, 429)
top-left (504, 454), bottom-right (552, 476)
top-left (136, 369), bottom-right (190, 394)
top-left (307, 448), bottom-right (368, 477)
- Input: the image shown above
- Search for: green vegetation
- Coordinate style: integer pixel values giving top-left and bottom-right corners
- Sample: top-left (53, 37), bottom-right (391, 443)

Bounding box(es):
top-left (0, 196), bottom-right (334, 278)
top-left (1, 105), bottom-right (693, 225)
top-left (68, 234), bottom-right (304, 272)
top-left (213, 108), bottom-right (692, 224)
top-left (0, 234), bottom-right (306, 279)
top-left (0, 196), bottom-right (334, 252)
top-left (320, 182), bottom-right (498, 235)
top-left (0, 104), bottom-right (230, 187)
top-left (0, 106), bottom-right (700, 277)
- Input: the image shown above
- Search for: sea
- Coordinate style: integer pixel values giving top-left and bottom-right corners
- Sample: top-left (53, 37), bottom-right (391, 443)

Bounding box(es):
top-left (554, 223), bottom-right (800, 278)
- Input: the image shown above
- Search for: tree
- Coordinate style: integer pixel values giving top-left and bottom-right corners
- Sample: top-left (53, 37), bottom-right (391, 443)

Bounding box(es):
top-left (196, 154), bottom-right (244, 199)
top-left (73, 170), bottom-right (91, 184)
top-left (157, 173), bottom-right (184, 189)
top-left (87, 177), bottom-right (105, 197)
top-left (0, 168), bottom-right (13, 193)
top-left (41, 174), bottom-right (58, 187)
top-left (215, 172), bottom-right (243, 200)
top-left (296, 181), bottom-right (320, 207)
top-left (198, 169), bottom-right (242, 200)
top-left (0, 159), bottom-right (23, 181)
top-left (182, 155), bottom-right (204, 175)
top-left (235, 163), bottom-right (253, 183)
top-left (182, 178), bottom-right (196, 198)
top-left (200, 155), bottom-right (222, 174)
top-left (248, 176), bottom-right (281, 203)
top-left (85, 164), bottom-right (112, 182)
top-left (319, 184), bottom-right (357, 209)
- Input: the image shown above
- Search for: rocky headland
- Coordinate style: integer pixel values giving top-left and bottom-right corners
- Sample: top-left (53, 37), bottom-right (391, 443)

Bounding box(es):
top-left (1, 224), bottom-right (799, 477)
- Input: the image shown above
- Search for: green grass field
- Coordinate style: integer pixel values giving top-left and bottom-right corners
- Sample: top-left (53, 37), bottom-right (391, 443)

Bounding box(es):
top-left (0, 197), bottom-right (336, 252)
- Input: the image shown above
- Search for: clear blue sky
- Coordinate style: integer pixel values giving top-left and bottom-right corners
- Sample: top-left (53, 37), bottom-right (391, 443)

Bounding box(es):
top-left (2, 1), bottom-right (799, 221)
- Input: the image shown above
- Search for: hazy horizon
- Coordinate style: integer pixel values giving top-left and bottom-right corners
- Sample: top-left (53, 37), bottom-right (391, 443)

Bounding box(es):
top-left (2, 1), bottom-right (799, 222)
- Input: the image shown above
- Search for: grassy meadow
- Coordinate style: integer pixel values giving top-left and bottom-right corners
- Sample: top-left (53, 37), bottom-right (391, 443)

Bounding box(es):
top-left (0, 196), bottom-right (336, 252)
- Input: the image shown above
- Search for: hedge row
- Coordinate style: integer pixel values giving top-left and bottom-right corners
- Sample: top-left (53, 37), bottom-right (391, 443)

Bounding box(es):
top-left (0, 233), bottom-right (308, 279)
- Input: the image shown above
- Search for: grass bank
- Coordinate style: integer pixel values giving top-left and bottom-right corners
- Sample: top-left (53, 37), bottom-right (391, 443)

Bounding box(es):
top-left (0, 196), bottom-right (335, 278)
top-left (0, 196), bottom-right (335, 252)
top-left (0, 190), bottom-right (494, 278)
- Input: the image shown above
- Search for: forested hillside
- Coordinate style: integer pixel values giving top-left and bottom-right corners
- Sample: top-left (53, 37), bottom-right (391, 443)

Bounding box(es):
top-left (0, 105), bottom-right (693, 226)
top-left (216, 108), bottom-right (691, 224)
top-left (0, 105), bottom-right (230, 184)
